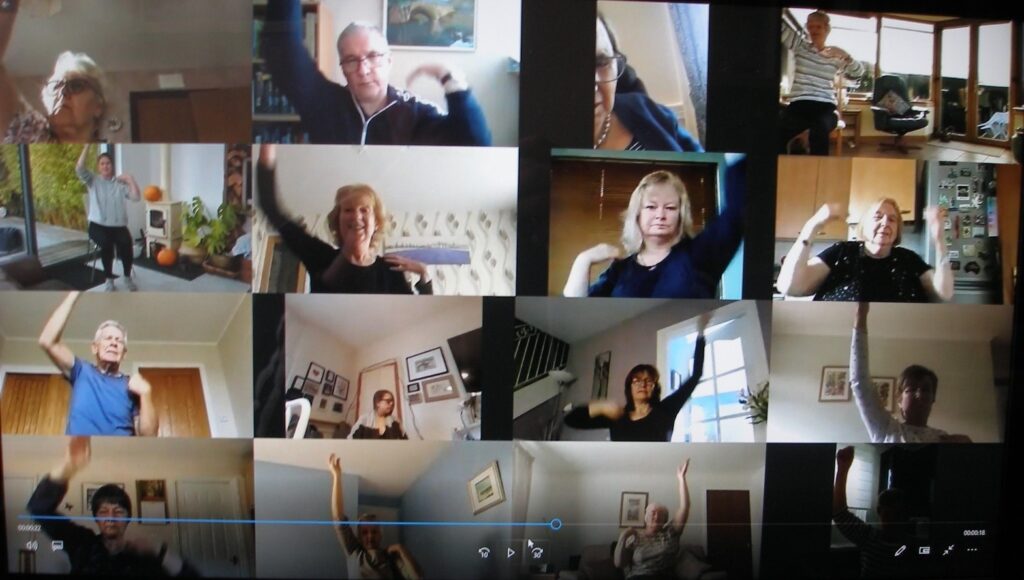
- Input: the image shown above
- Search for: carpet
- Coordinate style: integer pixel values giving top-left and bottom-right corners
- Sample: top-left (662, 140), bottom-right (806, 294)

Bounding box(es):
top-left (134, 255), bottom-right (206, 281)
top-left (46, 259), bottom-right (112, 291)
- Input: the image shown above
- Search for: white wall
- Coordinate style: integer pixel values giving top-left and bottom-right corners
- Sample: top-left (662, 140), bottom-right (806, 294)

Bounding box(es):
top-left (284, 306), bottom-right (359, 429)
top-left (768, 334), bottom-right (1002, 442)
top-left (217, 295), bottom-right (254, 438)
top-left (0, 339), bottom-right (243, 438)
top-left (522, 442), bottom-right (765, 578)
top-left (318, 0), bottom-right (521, 146)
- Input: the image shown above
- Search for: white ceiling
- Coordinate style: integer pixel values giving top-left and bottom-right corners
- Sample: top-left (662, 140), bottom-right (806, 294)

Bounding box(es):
top-left (286, 295), bottom-right (480, 347)
top-left (272, 145), bottom-right (519, 212)
top-left (772, 302), bottom-right (1014, 343)
top-left (255, 439), bottom-right (449, 498)
top-left (517, 441), bottom-right (763, 475)
top-left (5, 0), bottom-right (250, 75)
top-left (0, 292), bottom-right (247, 343)
top-left (516, 297), bottom-right (672, 343)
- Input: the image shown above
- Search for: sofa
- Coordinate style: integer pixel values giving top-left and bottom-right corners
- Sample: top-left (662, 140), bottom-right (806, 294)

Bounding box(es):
top-left (558, 541), bottom-right (727, 580)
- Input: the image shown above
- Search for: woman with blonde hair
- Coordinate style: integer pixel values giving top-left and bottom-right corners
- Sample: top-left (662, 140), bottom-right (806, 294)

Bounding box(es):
top-left (256, 143), bottom-right (431, 294)
top-left (778, 199), bottom-right (952, 302)
top-left (563, 169), bottom-right (743, 298)
top-left (2, 2), bottom-right (109, 142)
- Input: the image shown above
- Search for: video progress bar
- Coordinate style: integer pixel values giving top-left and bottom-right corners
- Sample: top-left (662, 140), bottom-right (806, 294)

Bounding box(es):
top-left (22, 515), bottom-right (565, 530)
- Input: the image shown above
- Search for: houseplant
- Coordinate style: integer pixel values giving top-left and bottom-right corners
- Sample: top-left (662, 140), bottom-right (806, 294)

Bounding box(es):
top-left (203, 202), bottom-right (241, 270)
top-left (739, 381), bottom-right (769, 425)
top-left (180, 196), bottom-right (210, 264)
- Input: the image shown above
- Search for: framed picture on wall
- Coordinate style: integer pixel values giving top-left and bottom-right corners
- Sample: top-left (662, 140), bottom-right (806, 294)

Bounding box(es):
top-left (619, 491), bottom-right (649, 528)
top-left (874, 377), bottom-right (896, 412)
top-left (406, 347), bottom-right (448, 382)
top-left (322, 379), bottom-right (335, 397)
top-left (325, 370), bottom-right (336, 385)
top-left (136, 479), bottom-right (168, 525)
top-left (306, 363), bottom-right (325, 383)
top-left (467, 461), bottom-right (505, 515)
top-left (300, 379), bottom-right (320, 397)
top-left (384, 0), bottom-right (477, 51)
top-left (422, 374), bottom-right (460, 403)
top-left (332, 402), bottom-right (343, 413)
top-left (592, 351), bottom-right (611, 399)
top-left (819, 366), bottom-right (850, 402)
top-left (336, 376), bottom-right (350, 400)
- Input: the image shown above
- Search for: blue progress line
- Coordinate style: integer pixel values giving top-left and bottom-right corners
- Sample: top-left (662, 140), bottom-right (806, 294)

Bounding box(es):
top-left (21, 514), bottom-right (560, 529)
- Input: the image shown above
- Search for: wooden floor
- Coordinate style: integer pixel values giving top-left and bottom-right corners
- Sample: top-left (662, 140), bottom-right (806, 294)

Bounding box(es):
top-left (836, 138), bottom-right (1014, 163)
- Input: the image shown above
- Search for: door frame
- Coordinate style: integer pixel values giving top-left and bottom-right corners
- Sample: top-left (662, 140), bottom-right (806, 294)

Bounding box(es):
top-left (174, 476), bottom-right (252, 577)
top-left (132, 363), bottom-right (218, 437)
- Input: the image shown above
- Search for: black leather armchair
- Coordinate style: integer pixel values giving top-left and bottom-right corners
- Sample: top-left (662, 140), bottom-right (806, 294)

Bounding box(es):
top-left (871, 74), bottom-right (929, 153)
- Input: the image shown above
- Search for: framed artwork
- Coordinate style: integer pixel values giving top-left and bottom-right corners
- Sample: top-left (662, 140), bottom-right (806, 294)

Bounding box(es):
top-left (306, 363), bottom-right (325, 383)
top-left (332, 402), bottom-right (343, 413)
top-left (325, 370), bottom-right (336, 385)
top-left (467, 461), bottom-right (505, 515)
top-left (874, 377), bottom-right (896, 412)
top-left (384, 0), bottom-right (477, 51)
top-left (300, 378), bottom-right (320, 397)
top-left (592, 351), bottom-right (611, 399)
top-left (336, 376), bottom-right (350, 400)
top-left (407, 382), bottom-right (421, 394)
top-left (406, 347), bottom-right (448, 382)
top-left (322, 379), bottom-right (335, 397)
top-left (82, 483), bottom-right (125, 516)
top-left (819, 366), bottom-right (850, 402)
top-left (422, 374), bottom-right (460, 403)
top-left (319, 399), bottom-right (327, 410)
top-left (135, 480), bottom-right (168, 525)
top-left (619, 491), bottom-right (649, 528)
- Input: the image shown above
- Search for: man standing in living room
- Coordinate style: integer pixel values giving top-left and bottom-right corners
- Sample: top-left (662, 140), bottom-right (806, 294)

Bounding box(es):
top-left (260, 0), bottom-right (492, 146)
top-left (38, 291), bottom-right (157, 436)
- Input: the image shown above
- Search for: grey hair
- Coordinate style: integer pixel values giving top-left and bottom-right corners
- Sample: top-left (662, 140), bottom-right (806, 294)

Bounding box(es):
top-left (94, 320), bottom-right (127, 346)
top-left (620, 170), bottom-right (695, 255)
top-left (41, 51), bottom-right (107, 137)
top-left (337, 21), bottom-right (388, 54)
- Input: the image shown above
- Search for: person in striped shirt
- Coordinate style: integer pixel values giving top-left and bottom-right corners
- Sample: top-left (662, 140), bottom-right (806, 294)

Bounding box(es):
top-left (779, 11), bottom-right (864, 155)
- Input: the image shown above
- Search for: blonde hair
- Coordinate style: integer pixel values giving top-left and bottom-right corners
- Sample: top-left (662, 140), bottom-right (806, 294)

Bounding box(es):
top-left (621, 170), bottom-right (695, 254)
top-left (94, 320), bottom-right (127, 346)
top-left (41, 51), bottom-right (107, 135)
top-left (856, 197), bottom-right (903, 245)
top-left (326, 184), bottom-right (388, 251)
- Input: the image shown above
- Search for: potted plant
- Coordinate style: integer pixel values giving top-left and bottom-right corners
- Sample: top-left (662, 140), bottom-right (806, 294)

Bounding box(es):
top-left (203, 202), bottom-right (241, 271)
top-left (180, 196), bottom-right (210, 264)
top-left (739, 381), bottom-right (769, 425)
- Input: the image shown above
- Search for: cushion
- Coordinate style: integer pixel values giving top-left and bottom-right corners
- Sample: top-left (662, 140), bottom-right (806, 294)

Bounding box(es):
top-left (876, 90), bottom-right (911, 116)
top-left (676, 549), bottom-right (713, 580)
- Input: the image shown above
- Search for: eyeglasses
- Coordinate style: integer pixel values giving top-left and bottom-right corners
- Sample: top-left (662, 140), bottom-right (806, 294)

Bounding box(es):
top-left (341, 52), bottom-right (390, 73)
top-left (46, 77), bottom-right (97, 96)
top-left (631, 377), bottom-right (656, 387)
top-left (596, 53), bottom-right (627, 83)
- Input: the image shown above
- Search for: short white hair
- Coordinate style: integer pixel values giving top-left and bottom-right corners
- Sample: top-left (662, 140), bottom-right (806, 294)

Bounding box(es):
top-left (337, 21), bottom-right (388, 55)
top-left (94, 320), bottom-right (127, 345)
top-left (41, 51), bottom-right (107, 131)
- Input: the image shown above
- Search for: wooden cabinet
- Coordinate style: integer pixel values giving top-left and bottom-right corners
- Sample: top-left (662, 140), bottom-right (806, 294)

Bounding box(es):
top-left (776, 156), bottom-right (918, 240)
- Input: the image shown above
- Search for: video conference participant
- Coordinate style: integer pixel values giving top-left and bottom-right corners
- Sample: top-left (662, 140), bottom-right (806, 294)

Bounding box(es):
top-left (851, 303), bottom-right (970, 443)
top-left (28, 437), bottom-right (197, 576)
top-left (260, 0), bottom-right (491, 146)
top-left (778, 200), bottom-right (952, 302)
top-left (349, 389), bottom-right (408, 440)
top-left (38, 291), bottom-right (157, 436)
top-left (594, 14), bottom-right (702, 152)
top-left (1, 0), bottom-right (109, 143)
top-left (256, 144), bottom-right (431, 294)
top-left (327, 453), bottom-right (422, 579)
top-left (564, 314), bottom-right (707, 442)
top-left (563, 170), bottom-right (742, 298)
top-left (614, 460), bottom-right (692, 578)
top-left (779, 10), bottom-right (863, 155)
top-left (77, 144), bottom-right (142, 292)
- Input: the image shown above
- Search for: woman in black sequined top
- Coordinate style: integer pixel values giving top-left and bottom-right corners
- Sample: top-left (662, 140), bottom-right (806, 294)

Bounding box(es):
top-left (778, 198), bottom-right (953, 303)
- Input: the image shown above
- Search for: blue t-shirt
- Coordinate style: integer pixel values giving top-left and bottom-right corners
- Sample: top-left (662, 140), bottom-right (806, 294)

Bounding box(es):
top-left (66, 358), bottom-right (137, 436)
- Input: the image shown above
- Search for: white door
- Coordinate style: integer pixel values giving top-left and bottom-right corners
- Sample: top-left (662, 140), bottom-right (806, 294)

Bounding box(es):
top-left (175, 479), bottom-right (252, 577)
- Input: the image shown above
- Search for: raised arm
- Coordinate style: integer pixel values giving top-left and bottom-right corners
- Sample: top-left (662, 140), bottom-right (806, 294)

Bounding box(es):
top-left (386, 544), bottom-right (424, 580)
top-left (777, 203), bottom-right (841, 296)
top-left (128, 374), bottom-right (158, 436)
top-left (659, 322), bottom-right (708, 418)
top-left (38, 291), bottom-right (80, 374)
top-left (833, 446), bottom-right (853, 514)
top-left (670, 459), bottom-right (691, 533)
top-left (850, 303), bottom-right (894, 442)
top-left (563, 243), bottom-right (621, 297)
top-left (261, 0), bottom-right (337, 122)
top-left (77, 143), bottom-right (90, 170)
top-left (563, 400), bottom-right (623, 430)
top-left (327, 453), bottom-right (359, 555)
top-left (920, 206), bottom-right (953, 302)
top-left (406, 65), bottom-right (492, 146)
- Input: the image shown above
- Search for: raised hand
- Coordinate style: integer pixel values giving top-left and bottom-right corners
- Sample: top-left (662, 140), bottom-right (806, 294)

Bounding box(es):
top-left (127, 374), bottom-right (152, 397)
top-left (406, 63), bottom-right (449, 87)
top-left (327, 453), bottom-right (342, 477)
top-left (924, 205), bottom-right (946, 244)
top-left (258, 143), bottom-right (277, 169)
top-left (809, 202), bottom-right (844, 231)
top-left (584, 243), bottom-right (622, 265)
top-left (66, 436), bottom-right (91, 473)
top-left (836, 445), bottom-right (854, 471)
top-left (383, 254), bottom-right (428, 278)
top-left (677, 458), bottom-right (690, 482)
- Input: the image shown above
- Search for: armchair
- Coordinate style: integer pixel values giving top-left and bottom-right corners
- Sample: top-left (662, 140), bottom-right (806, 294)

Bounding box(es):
top-left (871, 74), bottom-right (929, 153)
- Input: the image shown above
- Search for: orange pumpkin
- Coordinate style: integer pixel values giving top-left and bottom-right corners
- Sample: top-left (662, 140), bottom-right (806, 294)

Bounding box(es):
top-left (156, 247), bottom-right (177, 266)
top-left (143, 185), bottom-right (163, 202)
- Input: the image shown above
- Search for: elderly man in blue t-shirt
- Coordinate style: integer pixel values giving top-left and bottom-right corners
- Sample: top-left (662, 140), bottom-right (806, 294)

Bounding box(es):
top-left (38, 292), bottom-right (157, 436)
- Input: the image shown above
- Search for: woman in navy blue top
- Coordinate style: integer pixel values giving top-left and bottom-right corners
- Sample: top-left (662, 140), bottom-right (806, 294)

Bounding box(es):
top-left (563, 168), bottom-right (743, 298)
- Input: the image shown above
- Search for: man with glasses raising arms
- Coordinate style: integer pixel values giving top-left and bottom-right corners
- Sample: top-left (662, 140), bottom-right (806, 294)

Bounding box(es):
top-left (261, 0), bottom-right (491, 145)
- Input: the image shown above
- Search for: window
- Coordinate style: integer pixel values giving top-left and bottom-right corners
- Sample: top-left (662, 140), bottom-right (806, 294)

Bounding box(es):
top-left (0, 146), bottom-right (27, 265)
top-left (880, 18), bottom-right (934, 100)
top-left (658, 302), bottom-right (768, 443)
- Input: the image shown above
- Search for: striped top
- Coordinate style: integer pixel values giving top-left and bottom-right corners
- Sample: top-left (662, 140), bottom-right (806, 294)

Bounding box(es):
top-left (833, 509), bottom-right (917, 579)
top-left (782, 25), bottom-right (865, 105)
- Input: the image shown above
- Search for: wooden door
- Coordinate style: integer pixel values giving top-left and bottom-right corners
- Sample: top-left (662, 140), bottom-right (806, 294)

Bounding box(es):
top-left (996, 164), bottom-right (1020, 304)
top-left (139, 368), bottom-right (211, 438)
top-left (849, 158), bottom-right (917, 230)
top-left (1, 373), bottom-right (69, 435)
top-left (775, 156), bottom-right (820, 239)
top-left (815, 157), bottom-right (853, 240)
top-left (706, 489), bottom-right (753, 580)
top-left (356, 361), bottom-right (402, 423)
top-left (131, 88), bottom-right (251, 143)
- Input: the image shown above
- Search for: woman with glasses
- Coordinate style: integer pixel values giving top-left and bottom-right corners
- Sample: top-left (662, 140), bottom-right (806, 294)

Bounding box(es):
top-left (348, 389), bottom-right (408, 440)
top-left (1, 1), bottom-right (107, 142)
top-left (562, 314), bottom-right (708, 442)
top-left (594, 14), bottom-right (702, 152)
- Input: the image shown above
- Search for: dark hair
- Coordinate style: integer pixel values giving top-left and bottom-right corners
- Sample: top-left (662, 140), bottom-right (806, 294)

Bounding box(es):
top-left (97, 152), bottom-right (114, 171)
top-left (899, 365), bottom-right (938, 397)
top-left (623, 364), bottom-right (662, 412)
top-left (90, 484), bottom-right (131, 518)
top-left (373, 389), bottom-right (394, 411)
top-left (596, 13), bottom-right (648, 95)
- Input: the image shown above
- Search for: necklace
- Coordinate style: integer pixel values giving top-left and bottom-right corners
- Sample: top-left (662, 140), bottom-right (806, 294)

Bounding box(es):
top-left (594, 113), bottom-right (613, 149)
